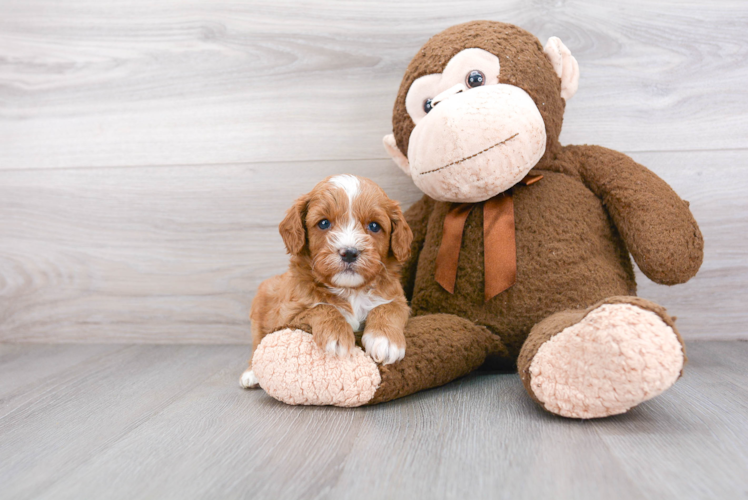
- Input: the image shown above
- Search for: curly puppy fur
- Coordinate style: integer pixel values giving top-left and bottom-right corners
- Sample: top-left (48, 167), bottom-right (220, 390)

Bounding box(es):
top-left (242, 175), bottom-right (413, 388)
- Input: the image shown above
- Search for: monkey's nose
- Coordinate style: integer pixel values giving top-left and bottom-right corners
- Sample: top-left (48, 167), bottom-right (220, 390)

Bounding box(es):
top-left (340, 248), bottom-right (359, 263)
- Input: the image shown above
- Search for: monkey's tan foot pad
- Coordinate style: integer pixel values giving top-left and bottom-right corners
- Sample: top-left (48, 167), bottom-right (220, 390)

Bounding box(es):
top-left (527, 304), bottom-right (684, 419)
top-left (251, 328), bottom-right (381, 407)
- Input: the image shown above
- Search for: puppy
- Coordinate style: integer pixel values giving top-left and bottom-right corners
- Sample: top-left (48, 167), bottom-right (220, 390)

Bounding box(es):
top-left (240, 175), bottom-right (413, 389)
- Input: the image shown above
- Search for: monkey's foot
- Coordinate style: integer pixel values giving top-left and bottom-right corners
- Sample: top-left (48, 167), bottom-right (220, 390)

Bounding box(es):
top-left (251, 328), bottom-right (381, 407)
top-left (251, 315), bottom-right (507, 407)
top-left (520, 298), bottom-right (685, 419)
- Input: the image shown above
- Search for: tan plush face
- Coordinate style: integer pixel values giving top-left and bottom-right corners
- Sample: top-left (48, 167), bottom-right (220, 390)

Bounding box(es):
top-left (279, 175), bottom-right (412, 289)
top-left (383, 22), bottom-right (579, 203)
top-left (405, 49), bottom-right (547, 202)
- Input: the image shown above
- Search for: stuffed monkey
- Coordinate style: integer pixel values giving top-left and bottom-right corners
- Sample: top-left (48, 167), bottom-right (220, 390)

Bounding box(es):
top-left (250, 21), bottom-right (703, 418)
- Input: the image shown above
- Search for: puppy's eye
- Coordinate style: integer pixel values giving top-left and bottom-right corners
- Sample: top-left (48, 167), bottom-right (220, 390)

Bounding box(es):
top-left (423, 98), bottom-right (434, 114)
top-left (367, 222), bottom-right (381, 233)
top-left (317, 219), bottom-right (331, 230)
top-left (466, 70), bottom-right (485, 88)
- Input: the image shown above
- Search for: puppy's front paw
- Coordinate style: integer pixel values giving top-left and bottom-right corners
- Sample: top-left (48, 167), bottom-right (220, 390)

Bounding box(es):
top-left (362, 331), bottom-right (406, 365)
top-left (325, 339), bottom-right (351, 357)
top-left (314, 326), bottom-right (355, 358)
top-left (240, 369), bottom-right (260, 389)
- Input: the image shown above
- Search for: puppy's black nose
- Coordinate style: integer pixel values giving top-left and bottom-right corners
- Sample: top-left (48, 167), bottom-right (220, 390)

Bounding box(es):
top-left (340, 248), bottom-right (359, 263)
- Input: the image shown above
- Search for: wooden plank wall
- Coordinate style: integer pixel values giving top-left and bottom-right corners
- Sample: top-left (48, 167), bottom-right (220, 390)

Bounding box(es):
top-left (1, 0), bottom-right (746, 343)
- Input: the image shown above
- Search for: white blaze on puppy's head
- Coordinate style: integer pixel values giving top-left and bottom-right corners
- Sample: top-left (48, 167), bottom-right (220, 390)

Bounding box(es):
top-left (328, 175), bottom-right (366, 279)
top-left (329, 174), bottom-right (360, 200)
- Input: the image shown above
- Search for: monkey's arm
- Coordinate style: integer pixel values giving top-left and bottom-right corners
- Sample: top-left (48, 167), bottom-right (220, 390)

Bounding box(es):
top-left (568, 144), bottom-right (703, 285)
top-left (400, 195), bottom-right (434, 300)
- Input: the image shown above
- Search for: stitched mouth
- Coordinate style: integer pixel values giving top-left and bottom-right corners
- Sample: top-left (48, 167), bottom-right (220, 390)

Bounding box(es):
top-left (418, 133), bottom-right (519, 176)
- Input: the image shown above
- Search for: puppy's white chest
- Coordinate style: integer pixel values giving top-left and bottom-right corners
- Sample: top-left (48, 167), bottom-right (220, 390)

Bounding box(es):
top-left (335, 289), bottom-right (391, 332)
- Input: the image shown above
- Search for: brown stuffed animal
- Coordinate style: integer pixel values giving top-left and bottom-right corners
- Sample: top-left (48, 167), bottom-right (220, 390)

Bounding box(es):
top-left (249, 21), bottom-right (703, 418)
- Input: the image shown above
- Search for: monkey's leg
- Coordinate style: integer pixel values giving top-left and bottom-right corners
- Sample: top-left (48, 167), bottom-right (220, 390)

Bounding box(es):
top-left (249, 314), bottom-right (507, 407)
top-left (517, 296), bottom-right (686, 419)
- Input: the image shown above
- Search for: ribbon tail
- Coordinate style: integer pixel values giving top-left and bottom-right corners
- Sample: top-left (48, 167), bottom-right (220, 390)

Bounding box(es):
top-left (435, 203), bottom-right (474, 294)
top-left (483, 193), bottom-right (517, 301)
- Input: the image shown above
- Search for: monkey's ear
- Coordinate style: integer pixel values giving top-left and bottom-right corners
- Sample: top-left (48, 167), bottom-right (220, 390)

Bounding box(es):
top-left (279, 194), bottom-right (309, 255)
top-left (383, 134), bottom-right (410, 175)
top-left (543, 37), bottom-right (579, 100)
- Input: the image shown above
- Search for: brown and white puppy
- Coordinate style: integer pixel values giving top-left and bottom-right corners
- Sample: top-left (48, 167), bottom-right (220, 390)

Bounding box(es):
top-left (240, 175), bottom-right (413, 388)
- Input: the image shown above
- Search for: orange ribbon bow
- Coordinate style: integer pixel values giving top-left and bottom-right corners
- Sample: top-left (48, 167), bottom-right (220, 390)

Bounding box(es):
top-left (434, 174), bottom-right (543, 301)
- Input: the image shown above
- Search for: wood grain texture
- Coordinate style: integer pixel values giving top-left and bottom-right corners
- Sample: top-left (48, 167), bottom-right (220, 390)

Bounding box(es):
top-left (0, 0), bottom-right (747, 170)
top-left (0, 160), bottom-right (422, 343)
top-left (590, 341), bottom-right (748, 499)
top-left (630, 150), bottom-right (748, 340)
top-left (0, 344), bottom-right (124, 414)
top-left (0, 344), bottom-right (238, 499)
top-left (1, 0), bottom-right (746, 343)
top-left (1, 150), bottom-right (745, 343)
top-left (0, 341), bottom-right (745, 499)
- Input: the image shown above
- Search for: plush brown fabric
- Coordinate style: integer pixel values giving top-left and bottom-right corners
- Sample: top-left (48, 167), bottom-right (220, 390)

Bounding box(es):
top-left (435, 174), bottom-right (545, 301)
top-left (561, 145), bottom-right (704, 284)
top-left (392, 21), bottom-right (566, 169)
top-left (405, 169), bottom-right (639, 358)
top-left (400, 194), bottom-right (435, 301)
top-left (390, 21), bottom-right (701, 366)
top-left (516, 296), bottom-right (687, 407)
top-left (399, 146), bottom-right (702, 354)
top-left (272, 315), bottom-right (506, 406)
top-left (368, 314), bottom-right (507, 405)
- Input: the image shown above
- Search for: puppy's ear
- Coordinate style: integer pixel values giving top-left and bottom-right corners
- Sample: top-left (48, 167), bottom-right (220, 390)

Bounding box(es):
top-left (389, 202), bottom-right (414, 263)
top-left (279, 194), bottom-right (309, 255)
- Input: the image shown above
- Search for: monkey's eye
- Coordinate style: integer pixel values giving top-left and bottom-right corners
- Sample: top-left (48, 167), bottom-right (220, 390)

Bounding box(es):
top-left (367, 222), bottom-right (381, 233)
top-left (466, 70), bottom-right (485, 88)
top-left (423, 98), bottom-right (434, 114)
top-left (317, 219), bottom-right (331, 230)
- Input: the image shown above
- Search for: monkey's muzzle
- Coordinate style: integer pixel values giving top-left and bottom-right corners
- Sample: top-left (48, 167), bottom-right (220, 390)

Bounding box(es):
top-left (407, 84), bottom-right (547, 203)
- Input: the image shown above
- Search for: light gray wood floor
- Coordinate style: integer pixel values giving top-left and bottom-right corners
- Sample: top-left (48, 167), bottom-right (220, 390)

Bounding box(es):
top-left (0, 341), bottom-right (746, 500)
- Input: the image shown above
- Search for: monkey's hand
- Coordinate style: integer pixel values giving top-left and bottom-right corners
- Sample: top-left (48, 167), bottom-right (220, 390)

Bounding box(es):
top-left (569, 144), bottom-right (704, 285)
